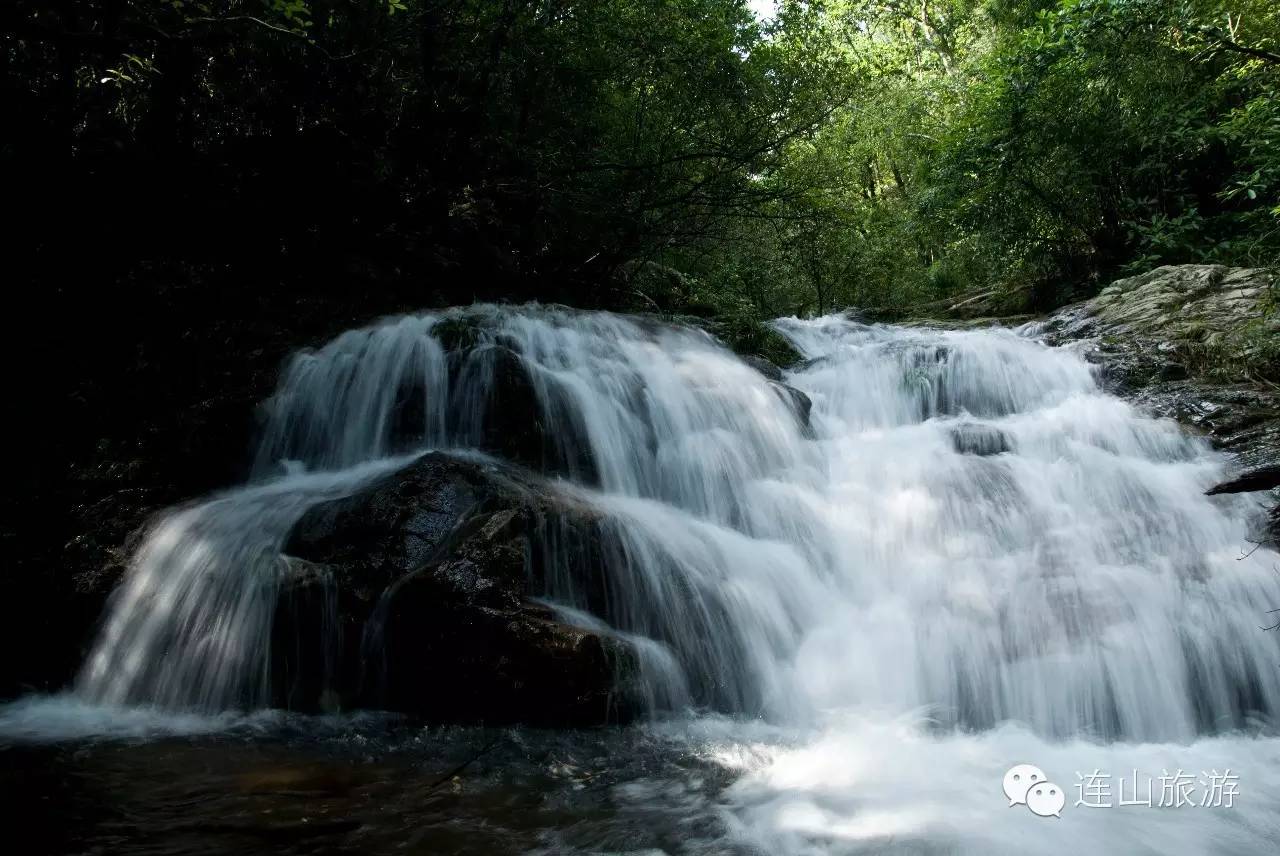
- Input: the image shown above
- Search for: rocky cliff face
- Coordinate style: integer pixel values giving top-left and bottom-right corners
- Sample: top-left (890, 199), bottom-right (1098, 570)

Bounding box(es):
top-left (1041, 264), bottom-right (1279, 546)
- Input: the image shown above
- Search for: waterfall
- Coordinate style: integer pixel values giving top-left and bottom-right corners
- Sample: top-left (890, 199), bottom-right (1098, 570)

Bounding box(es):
top-left (771, 317), bottom-right (1280, 740)
top-left (73, 305), bottom-right (1280, 744)
top-left (77, 458), bottom-right (414, 710)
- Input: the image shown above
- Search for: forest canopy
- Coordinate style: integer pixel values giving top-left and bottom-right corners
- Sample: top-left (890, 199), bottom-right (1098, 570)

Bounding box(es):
top-left (6, 0), bottom-right (1279, 322)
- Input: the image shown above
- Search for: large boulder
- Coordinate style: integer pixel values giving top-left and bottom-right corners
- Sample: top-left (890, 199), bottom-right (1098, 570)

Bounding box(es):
top-left (272, 452), bottom-right (639, 725)
top-left (1089, 265), bottom-right (1273, 339)
top-left (950, 422), bottom-right (1012, 456)
top-left (742, 354), bottom-right (785, 382)
top-left (1042, 266), bottom-right (1279, 457)
top-left (1044, 265), bottom-right (1276, 391)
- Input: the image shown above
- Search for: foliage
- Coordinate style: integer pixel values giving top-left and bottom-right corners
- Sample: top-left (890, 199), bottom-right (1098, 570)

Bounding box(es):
top-left (4, 0), bottom-right (1278, 328)
top-left (686, 0), bottom-right (1280, 316)
top-left (834, 0), bottom-right (1280, 309)
top-left (5, 1), bottom-right (844, 306)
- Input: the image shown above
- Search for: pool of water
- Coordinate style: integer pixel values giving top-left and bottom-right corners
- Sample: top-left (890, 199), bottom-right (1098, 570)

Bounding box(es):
top-left (4, 700), bottom-right (1279, 855)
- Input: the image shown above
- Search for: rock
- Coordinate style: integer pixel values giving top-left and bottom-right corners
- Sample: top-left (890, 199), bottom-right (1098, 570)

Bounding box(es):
top-left (1043, 265), bottom-right (1277, 391)
top-left (1205, 464), bottom-right (1280, 549)
top-left (1206, 465), bottom-right (1280, 496)
top-left (691, 317), bottom-right (803, 369)
top-left (447, 343), bottom-right (599, 483)
top-left (743, 355), bottom-right (784, 382)
top-left (364, 333), bottom-right (582, 477)
top-left (769, 382), bottom-right (813, 436)
top-left (950, 423), bottom-right (1012, 456)
top-left (1043, 266), bottom-right (1279, 459)
top-left (275, 452), bottom-right (639, 725)
top-left (1043, 265), bottom-right (1280, 542)
top-left (362, 338), bottom-right (600, 482)
top-left (900, 314), bottom-right (1041, 330)
top-left (751, 326), bottom-right (804, 369)
top-left (726, 350), bottom-right (811, 437)
top-left (375, 590), bottom-right (629, 726)
top-left (1089, 265), bottom-right (1271, 336)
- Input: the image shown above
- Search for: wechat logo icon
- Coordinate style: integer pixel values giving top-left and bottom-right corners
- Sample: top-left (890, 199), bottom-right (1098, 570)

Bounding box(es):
top-left (1004, 764), bottom-right (1065, 818)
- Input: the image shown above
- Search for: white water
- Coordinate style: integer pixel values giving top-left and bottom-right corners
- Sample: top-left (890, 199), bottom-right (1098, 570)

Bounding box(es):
top-left (7, 304), bottom-right (1280, 852)
top-left (703, 713), bottom-right (1280, 854)
top-left (704, 317), bottom-right (1280, 854)
top-left (77, 457), bottom-right (416, 709)
top-left (768, 318), bottom-right (1280, 740)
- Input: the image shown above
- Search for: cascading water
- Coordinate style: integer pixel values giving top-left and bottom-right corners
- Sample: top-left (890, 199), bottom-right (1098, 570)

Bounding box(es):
top-left (768, 317), bottom-right (1280, 740)
top-left (74, 305), bottom-right (1280, 731)
top-left (11, 304), bottom-right (1280, 853)
top-left (76, 306), bottom-right (829, 713)
top-left (76, 458), bottom-right (414, 710)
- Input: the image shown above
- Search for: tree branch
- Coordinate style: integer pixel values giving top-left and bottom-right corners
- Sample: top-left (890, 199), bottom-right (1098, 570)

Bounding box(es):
top-left (1190, 26), bottom-right (1280, 66)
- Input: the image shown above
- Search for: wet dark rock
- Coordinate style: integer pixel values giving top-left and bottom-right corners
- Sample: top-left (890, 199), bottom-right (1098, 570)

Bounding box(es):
top-left (272, 558), bottom-right (344, 713)
top-left (430, 315), bottom-right (483, 352)
top-left (1205, 464), bottom-right (1280, 550)
top-left (735, 343), bottom-right (812, 435)
top-left (284, 454), bottom-right (497, 593)
top-left (950, 423), bottom-right (1012, 456)
top-left (743, 355), bottom-right (785, 382)
top-left (795, 354), bottom-right (833, 372)
top-left (446, 344), bottom-right (599, 484)
top-left (749, 330), bottom-right (804, 370)
top-left (376, 589), bottom-right (629, 727)
top-left (276, 452), bottom-right (638, 726)
top-left (769, 382), bottom-right (813, 435)
top-left (1207, 465), bottom-right (1280, 496)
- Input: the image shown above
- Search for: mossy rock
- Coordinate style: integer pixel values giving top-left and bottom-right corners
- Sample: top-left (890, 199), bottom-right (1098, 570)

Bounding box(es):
top-left (430, 316), bottom-right (482, 352)
top-left (720, 320), bottom-right (802, 369)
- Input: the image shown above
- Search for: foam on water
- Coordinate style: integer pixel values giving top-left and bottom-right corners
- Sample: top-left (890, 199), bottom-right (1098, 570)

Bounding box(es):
top-left (716, 715), bottom-right (1280, 855)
